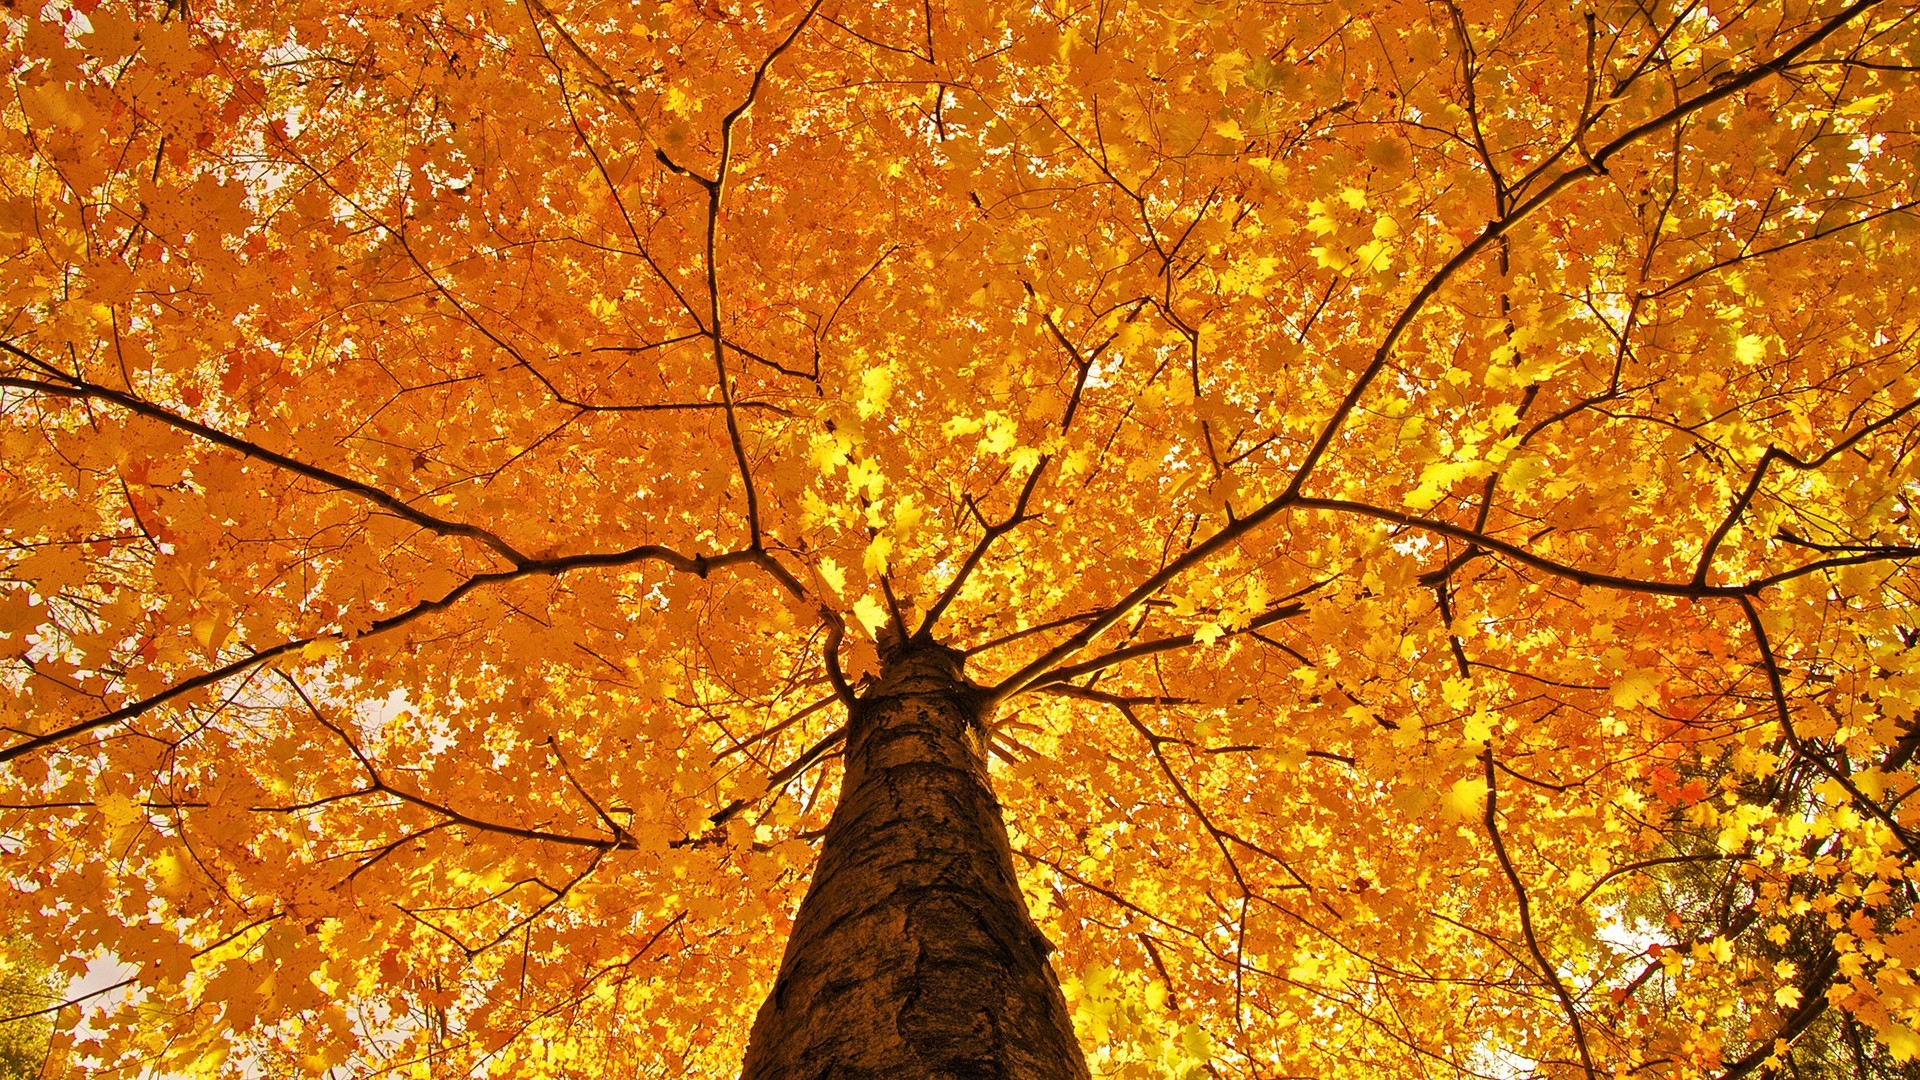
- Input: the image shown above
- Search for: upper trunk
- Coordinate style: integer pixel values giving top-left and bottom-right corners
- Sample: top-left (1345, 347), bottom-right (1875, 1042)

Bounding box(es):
top-left (739, 641), bottom-right (1090, 1080)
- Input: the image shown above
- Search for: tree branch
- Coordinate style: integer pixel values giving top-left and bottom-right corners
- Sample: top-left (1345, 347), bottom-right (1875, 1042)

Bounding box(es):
top-left (0, 545), bottom-right (757, 764)
top-left (0, 357), bottom-right (529, 566)
top-left (1483, 747), bottom-right (1598, 1080)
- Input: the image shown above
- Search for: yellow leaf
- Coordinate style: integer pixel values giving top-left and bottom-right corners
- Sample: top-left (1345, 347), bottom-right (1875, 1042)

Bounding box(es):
top-left (857, 366), bottom-right (894, 419)
top-left (1890, 1025), bottom-right (1920, 1062)
top-left (852, 596), bottom-right (889, 637)
top-left (1442, 778), bottom-right (1486, 820)
top-left (892, 495), bottom-right (923, 536)
top-left (1353, 239), bottom-right (1392, 273)
top-left (1610, 670), bottom-right (1660, 709)
top-left (191, 615), bottom-right (232, 653)
top-left (98, 792), bottom-right (140, 827)
top-left (1180, 1023), bottom-right (1213, 1063)
top-left (1404, 459), bottom-right (1492, 511)
top-left (1311, 245), bottom-right (1348, 272)
top-left (863, 536), bottom-right (892, 577)
top-left (846, 457), bottom-right (885, 498)
top-left (817, 557), bottom-right (847, 597)
top-left (301, 637), bottom-right (344, 661)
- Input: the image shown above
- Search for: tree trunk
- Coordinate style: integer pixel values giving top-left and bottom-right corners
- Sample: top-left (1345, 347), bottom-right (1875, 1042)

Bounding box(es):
top-left (740, 641), bottom-right (1090, 1080)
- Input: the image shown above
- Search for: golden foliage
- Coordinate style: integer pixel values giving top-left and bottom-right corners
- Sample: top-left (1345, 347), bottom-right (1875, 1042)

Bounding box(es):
top-left (3, 0), bottom-right (1920, 1075)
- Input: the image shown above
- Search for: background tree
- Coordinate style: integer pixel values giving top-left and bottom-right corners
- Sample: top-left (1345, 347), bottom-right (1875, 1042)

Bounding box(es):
top-left (0, 939), bottom-right (57, 1079)
top-left (3, 0), bottom-right (1919, 1075)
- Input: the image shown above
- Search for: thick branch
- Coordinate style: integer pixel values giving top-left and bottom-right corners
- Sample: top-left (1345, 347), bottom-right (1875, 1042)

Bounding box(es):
top-left (0, 545), bottom-right (756, 764)
top-left (0, 362), bottom-right (528, 565)
top-left (693, 0), bottom-right (825, 548)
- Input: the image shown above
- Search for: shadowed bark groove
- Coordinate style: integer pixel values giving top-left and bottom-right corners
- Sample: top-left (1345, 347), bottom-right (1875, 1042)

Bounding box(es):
top-left (740, 641), bottom-right (1089, 1079)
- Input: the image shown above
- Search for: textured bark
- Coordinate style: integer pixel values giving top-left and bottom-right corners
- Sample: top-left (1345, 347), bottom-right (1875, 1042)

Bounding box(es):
top-left (740, 642), bottom-right (1090, 1080)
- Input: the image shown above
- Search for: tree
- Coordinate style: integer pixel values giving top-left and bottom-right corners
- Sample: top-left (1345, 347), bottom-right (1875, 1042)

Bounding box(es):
top-left (0, 939), bottom-right (57, 1079)
top-left (2, 0), bottom-right (1918, 1074)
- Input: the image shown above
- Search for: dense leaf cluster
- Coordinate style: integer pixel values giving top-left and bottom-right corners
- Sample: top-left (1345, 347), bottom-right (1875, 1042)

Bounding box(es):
top-left (3, 0), bottom-right (1918, 1075)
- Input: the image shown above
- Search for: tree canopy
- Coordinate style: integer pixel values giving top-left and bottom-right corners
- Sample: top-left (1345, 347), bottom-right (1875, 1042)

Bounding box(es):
top-left (3, 0), bottom-right (1920, 1074)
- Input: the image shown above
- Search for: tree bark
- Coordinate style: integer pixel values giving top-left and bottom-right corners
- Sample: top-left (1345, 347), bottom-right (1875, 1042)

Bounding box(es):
top-left (739, 641), bottom-right (1089, 1080)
